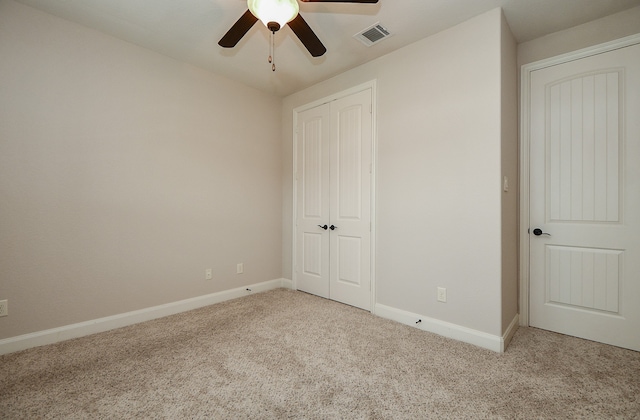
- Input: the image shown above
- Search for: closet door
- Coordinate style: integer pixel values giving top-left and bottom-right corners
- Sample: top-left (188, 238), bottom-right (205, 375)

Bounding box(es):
top-left (328, 89), bottom-right (372, 310)
top-left (295, 88), bottom-right (373, 311)
top-left (296, 103), bottom-right (331, 299)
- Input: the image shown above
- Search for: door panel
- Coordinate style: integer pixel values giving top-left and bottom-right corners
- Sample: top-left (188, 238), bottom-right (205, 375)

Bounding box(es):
top-left (337, 105), bottom-right (363, 220)
top-left (546, 246), bottom-right (620, 313)
top-left (547, 71), bottom-right (620, 223)
top-left (529, 43), bottom-right (640, 351)
top-left (302, 232), bottom-right (324, 277)
top-left (337, 236), bottom-right (362, 286)
top-left (303, 117), bottom-right (325, 219)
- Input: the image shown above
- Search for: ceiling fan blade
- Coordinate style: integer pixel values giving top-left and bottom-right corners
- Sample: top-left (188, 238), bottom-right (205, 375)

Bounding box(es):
top-left (287, 14), bottom-right (327, 57)
top-left (299, 0), bottom-right (379, 3)
top-left (218, 10), bottom-right (258, 48)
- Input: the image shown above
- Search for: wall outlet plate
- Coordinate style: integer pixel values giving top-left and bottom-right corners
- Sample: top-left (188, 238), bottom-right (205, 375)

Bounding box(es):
top-left (0, 300), bottom-right (7, 317)
top-left (205, 269), bottom-right (213, 280)
top-left (437, 287), bottom-right (447, 303)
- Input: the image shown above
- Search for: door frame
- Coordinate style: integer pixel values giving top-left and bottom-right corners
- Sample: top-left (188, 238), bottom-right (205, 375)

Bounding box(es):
top-left (519, 34), bottom-right (640, 326)
top-left (292, 80), bottom-right (377, 313)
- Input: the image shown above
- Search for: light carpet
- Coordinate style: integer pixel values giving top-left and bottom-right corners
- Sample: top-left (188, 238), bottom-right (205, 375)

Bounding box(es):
top-left (1, 288), bottom-right (639, 419)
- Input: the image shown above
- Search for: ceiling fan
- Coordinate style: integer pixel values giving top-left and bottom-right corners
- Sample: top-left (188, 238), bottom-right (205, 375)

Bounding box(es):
top-left (218, 0), bottom-right (379, 59)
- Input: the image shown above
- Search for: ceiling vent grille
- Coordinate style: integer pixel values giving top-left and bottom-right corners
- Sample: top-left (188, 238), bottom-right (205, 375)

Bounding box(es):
top-left (354, 23), bottom-right (392, 47)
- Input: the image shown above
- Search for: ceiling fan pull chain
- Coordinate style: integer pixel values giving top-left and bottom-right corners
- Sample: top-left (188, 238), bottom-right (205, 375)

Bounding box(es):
top-left (270, 31), bottom-right (276, 72)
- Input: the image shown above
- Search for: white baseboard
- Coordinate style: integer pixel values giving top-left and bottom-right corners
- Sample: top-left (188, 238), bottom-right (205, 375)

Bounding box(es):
top-left (0, 278), bottom-right (291, 356)
top-left (501, 313), bottom-right (520, 352)
top-left (375, 304), bottom-right (518, 353)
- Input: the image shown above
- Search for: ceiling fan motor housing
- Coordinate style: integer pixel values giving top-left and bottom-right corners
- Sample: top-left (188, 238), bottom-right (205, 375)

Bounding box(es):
top-left (267, 21), bottom-right (281, 32)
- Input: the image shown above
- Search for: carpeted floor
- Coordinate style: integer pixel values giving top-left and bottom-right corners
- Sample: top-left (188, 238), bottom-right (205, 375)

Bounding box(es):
top-left (1, 288), bottom-right (639, 419)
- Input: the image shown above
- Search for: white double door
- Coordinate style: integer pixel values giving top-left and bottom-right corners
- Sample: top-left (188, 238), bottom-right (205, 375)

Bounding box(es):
top-left (528, 41), bottom-right (640, 351)
top-left (295, 88), bottom-right (372, 311)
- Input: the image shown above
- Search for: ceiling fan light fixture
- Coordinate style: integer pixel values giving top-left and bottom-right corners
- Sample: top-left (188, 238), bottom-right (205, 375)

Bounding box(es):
top-left (248, 0), bottom-right (299, 31)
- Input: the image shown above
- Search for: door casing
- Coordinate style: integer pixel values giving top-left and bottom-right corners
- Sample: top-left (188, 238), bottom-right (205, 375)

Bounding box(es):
top-left (519, 34), bottom-right (640, 326)
top-left (292, 80), bottom-right (377, 313)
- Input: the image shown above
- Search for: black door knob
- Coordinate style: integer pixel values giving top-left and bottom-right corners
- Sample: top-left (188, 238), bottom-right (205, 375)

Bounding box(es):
top-left (532, 228), bottom-right (550, 236)
top-left (329, 225), bottom-right (337, 230)
top-left (318, 224), bottom-right (328, 230)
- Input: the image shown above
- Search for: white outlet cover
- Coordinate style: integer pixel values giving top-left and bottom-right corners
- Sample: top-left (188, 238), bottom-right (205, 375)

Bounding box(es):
top-left (0, 300), bottom-right (7, 317)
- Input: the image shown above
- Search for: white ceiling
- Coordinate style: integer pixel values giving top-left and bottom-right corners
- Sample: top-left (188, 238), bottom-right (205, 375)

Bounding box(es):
top-left (15, 0), bottom-right (640, 96)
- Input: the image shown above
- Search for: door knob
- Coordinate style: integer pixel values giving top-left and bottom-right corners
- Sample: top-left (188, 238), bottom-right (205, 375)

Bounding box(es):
top-left (329, 225), bottom-right (337, 230)
top-left (318, 224), bottom-right (328, 230)
top-left (532, 228), bottom-right (550, 236)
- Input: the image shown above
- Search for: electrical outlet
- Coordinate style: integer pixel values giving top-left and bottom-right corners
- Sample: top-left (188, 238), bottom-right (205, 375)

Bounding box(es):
top-left (236, 263), bottom-right (244, 274)
top-left (437, 287), bottom-right (447, 303)
top-left (0, 300), bottom-right (7, 317)
top-left (205, 269), bottom-right (213, 280)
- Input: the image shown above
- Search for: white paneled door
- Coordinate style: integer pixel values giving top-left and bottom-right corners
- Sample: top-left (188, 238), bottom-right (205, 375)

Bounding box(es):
top-left (529, 42), bottom-right (640, 351)
top-left (295, 88), bottom-right (372, 311)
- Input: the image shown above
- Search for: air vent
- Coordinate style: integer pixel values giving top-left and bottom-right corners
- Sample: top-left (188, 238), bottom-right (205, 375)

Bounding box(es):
top-left (354, 22), bottom-right (392, 47)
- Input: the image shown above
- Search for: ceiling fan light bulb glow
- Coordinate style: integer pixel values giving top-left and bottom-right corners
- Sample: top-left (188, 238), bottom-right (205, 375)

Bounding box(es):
top-left (248, 0), bottom-right (299, 30)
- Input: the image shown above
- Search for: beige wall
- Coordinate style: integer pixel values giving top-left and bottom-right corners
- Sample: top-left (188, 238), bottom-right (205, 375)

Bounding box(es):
top-left (283, 9), bottom-right (514, 337)
top-left (518, 5), bottom-right (640, 66)
top-left (500, 12), bottom-right (519, 334)
top-left (0, 1), bottom-right (283, 339)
